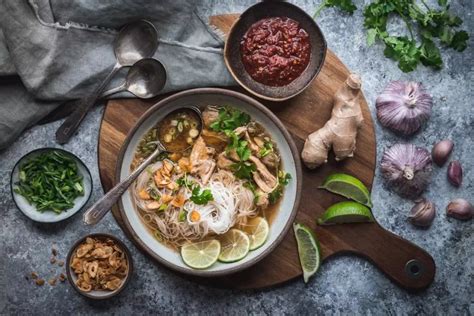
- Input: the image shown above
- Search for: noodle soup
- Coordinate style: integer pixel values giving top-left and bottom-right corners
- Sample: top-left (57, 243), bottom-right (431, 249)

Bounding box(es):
top-left (131, 105), bottom-right (291, 268)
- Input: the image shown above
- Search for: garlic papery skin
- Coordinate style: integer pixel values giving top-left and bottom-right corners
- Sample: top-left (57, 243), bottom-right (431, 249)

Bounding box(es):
top-left (380, 143), bottom-right (433, 199)
top-left (409, 198), bottom-right (435, 227)
top-left (376, 81), bottom-right (433, 136)
top-left (446, 199), bottom-right (473, 220)
top-left (432, 140), bottom-right (454, 167)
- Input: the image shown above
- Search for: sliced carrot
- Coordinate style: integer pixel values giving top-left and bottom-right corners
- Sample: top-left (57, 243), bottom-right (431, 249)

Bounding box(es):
top-left (190, 210), bottom-right (201, 222)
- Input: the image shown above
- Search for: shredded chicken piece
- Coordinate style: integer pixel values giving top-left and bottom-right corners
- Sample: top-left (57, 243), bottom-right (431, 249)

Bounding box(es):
top-left (217, 152), bottom-right (233, 170)
top-left (234, 126), bottom-right (260, 153)
top-left (261, 152), bottom-right (280, 169)
top-left (190, 137), bottom-right (217, 184)
top-left (202, 106), bottom-right (219, 127)
top-left (249, 155), bottom-right (277, 193)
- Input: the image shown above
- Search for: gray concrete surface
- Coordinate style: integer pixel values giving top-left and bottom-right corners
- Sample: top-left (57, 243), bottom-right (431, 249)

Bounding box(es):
top-left (1, 1), bottom-right (473, 315)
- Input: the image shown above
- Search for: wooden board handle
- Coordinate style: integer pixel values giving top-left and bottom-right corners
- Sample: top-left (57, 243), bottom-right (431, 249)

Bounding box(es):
top-left (323, 223), bottom-right (435, 291)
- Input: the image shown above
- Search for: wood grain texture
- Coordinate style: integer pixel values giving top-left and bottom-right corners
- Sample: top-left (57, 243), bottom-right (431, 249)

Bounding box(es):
top-left (98, 14), bottom-right (435, 291)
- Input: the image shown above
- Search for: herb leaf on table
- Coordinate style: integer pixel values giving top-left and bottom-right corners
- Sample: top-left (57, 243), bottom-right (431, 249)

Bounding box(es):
top-left (314, 0), bottom-right (469, 72)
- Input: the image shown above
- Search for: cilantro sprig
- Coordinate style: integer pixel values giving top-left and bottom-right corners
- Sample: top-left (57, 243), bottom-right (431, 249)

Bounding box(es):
top-left (190, 187), bottom-right (214, 205)
top-left (176, 175), bottom-right (214, 205)
top-left (314, 0), bottom-right (469, 72)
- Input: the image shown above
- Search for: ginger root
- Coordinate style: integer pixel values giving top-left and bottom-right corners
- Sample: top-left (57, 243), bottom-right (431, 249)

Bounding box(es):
top-left (301, 74), bottom-right (363, 169)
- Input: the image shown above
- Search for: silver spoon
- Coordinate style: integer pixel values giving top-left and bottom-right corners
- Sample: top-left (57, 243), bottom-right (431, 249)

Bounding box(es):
top-left (100, 58), bottom-right (167, 99)
top-left (56, 20), bottom-right (158, 144)
top-left (83, 106), bottom-right (203, 225)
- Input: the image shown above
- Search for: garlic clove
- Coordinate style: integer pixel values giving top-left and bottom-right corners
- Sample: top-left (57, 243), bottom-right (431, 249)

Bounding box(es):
top-left (447, 160), bottom-right (463, 187)
top-left (431, 140), bottom-right (454, 167)
top-left (408, 198), bottom-right (436, 227)
top-left (446, 199), bottom-right (473, 220)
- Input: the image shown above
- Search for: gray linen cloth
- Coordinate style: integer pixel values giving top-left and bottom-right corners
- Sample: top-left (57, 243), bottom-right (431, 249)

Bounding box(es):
top-left (0, 0), bottom-right (235, 149)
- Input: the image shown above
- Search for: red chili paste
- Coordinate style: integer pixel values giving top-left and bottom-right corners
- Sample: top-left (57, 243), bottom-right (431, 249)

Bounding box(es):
top-left (240, 17), bottom-right (311, 87)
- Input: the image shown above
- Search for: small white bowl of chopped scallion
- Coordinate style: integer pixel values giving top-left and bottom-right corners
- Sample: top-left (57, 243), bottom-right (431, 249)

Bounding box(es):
top-left (10, 148), bottom-right (92, 223)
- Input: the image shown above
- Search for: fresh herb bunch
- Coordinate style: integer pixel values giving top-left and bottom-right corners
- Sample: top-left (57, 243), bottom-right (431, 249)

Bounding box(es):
top-left (14, 151), bottom-right (84, 213)
top-left (314, 0), bottom-right (469, 72)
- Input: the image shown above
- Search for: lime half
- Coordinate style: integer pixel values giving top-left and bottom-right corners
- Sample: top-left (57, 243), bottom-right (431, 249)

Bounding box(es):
top-left (181, 239), bottom-right (221, 269)
top-left (218, 229), bottom-right (250, 263)
top-left (241, 217), bottom-right (269, 250)
top-left (317, 201), bottom-right (374, 225)
top-left (319, 173), bottom-right (372, 207)
top-left (293, 223), bottom-right (321, 283)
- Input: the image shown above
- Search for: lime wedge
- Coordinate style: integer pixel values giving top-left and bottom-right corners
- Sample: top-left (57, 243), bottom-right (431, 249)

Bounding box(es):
top-left (293, 223), bottom-right (321, 283)
top-left (317, 201), bottom-right (374, 225)
top-left (218, 229), bottom-right (250, 263)
top-left (319, 173), bottom-right (372, 207)
top-left (181, 239), bottom-right (221, 269)
top-left (241, 217), bottom-right (269, 250)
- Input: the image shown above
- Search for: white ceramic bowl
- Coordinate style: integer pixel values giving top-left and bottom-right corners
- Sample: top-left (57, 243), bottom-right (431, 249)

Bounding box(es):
top-left (116, 88), bottom-right (302, 277)
top-left (11, 148), bottom-right (92, 223)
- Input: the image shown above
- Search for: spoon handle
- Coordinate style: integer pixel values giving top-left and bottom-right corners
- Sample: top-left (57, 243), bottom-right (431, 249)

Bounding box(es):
top-left (101, 82), bottom-right (127, 99)
top-left (83, 143), bottom-right (166, 225)
top-left (55, 63), bottom-right (121, 144)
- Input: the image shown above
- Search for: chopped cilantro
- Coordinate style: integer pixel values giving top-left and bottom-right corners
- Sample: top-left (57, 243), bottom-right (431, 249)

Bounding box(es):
top-left (176, 175), bottom-right (213, 205)
top-left (231, 161), bottom-right (256, 180)
top-left (190, 187), bottom-right (214, 205)
top-left (210, 107), bottom-right (250, 132)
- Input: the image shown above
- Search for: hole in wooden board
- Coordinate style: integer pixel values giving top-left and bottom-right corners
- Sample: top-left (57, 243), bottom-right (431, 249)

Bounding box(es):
top-left (405, 259), bottom-right (424, 279)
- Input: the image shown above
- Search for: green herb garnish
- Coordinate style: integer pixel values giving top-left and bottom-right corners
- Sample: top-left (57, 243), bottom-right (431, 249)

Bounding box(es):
top-left (259, 141), bottom-right (274, 158)
top-left (231, 161), bottom-right (257, 180)
top-left (210, 107), bottom-right (250, 132)
top-left (314, 0), bottom-right (469, 72)
top-left (178, 209), bottom-right (187, 222)
top-left (269, 172), bottom-right (292, 204)
top-left (177, 175), bottom-right (214, 205)
top-left (190, 187), bottom-right (214, 205)
top-left (13, 150), bottom-right (84, 213)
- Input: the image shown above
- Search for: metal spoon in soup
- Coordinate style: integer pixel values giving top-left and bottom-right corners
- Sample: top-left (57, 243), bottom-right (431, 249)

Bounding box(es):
top-left (83, 107), bottom-right (202, 225)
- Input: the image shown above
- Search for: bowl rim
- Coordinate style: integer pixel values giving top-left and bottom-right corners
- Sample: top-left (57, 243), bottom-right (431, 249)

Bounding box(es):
top-left (223, 1), bottom-right (327, 101)
top-left (10, 147), bottom-right (93, 223)
top-left (114, 87), bottom-right (302, 277)
top-left (66, 233), bottom-right (134, 300)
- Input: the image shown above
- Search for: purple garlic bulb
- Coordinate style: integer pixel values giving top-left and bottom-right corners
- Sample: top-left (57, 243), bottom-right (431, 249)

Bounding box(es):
top-left (376, 81), bottom-right (433, 136)
top-left (380, 143), bottom-right (433, 199)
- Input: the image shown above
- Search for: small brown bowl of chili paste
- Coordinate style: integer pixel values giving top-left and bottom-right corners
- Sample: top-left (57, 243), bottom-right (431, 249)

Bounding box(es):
top-left (224, 1), bottom-right (327, 101)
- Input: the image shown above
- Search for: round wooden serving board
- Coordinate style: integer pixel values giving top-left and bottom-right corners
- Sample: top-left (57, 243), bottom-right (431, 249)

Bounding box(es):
top-left (98, 14), bottom-right (435, 291)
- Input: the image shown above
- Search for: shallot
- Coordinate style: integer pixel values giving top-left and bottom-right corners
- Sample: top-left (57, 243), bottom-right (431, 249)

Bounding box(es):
top-left (380, 143), bottom-right (432, 199)
top-left (376, 81), bottom-right (433, 136)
